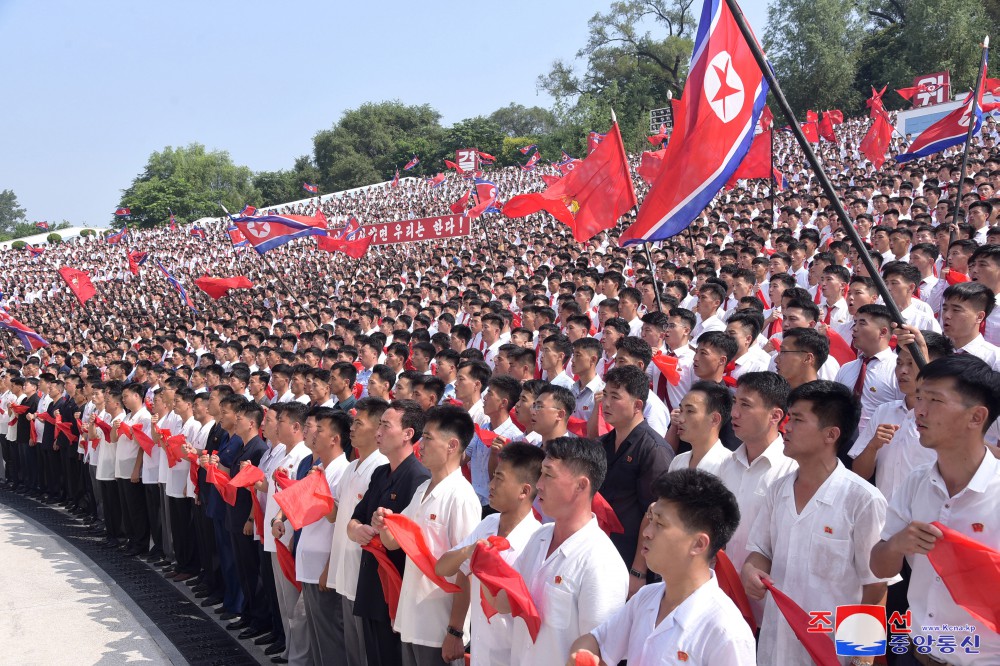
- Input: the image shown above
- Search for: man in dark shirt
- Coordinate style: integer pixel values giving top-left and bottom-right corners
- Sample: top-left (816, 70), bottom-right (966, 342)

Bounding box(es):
top-left (348, 399), bottom-right (430, 666)
top-left (57, 376), bottom-right (81, 510)
top-left (40, 379), bottom-right (63, 499)
top-left (222, 399), bottom-right (269, 640)
top-left (17, 377), bottom-right (41, 494)
top-left (597, 366), bottom-right (674, 598)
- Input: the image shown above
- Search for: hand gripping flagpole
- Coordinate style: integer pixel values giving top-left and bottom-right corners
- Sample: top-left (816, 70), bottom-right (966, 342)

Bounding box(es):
top-left (723, 0), bottom-right (928, 368)
top-left (953, 37), bottom-right (990, 230)
top-left (219, 204), bottom-right (320, 329)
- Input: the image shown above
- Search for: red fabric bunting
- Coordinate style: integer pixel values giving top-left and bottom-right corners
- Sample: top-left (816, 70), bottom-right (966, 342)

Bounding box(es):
top-left (927, 521), bottom-right (1000, 633)
top-left (469, 535), bottom-right (542, 642)
top-left (382, 513), bottom-right (461, 593)
top-left (273, 469), bottom-right (334, 531)
top-left (361, 536), bottom-right (403, 623)
top-left (715, 549), bottom-right (757, 634)
top-left (762, 579), bottom-right (839, 666)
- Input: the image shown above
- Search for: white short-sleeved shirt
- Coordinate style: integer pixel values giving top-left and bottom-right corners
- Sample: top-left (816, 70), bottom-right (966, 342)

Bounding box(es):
top-left (509, 517), bottom-right (629, 665)
top-left (296, 454), bottom-right (349, 584)
top-left (454, 512), bottom-right (541, 666)
top-left (116, 408), bottom-right (150, 480)
top-left (330, 449), bottom-right (388, 599)
top-left (834, 347), bottom-right (901, 431)
top-left (394, 469), bottom-right (482, 648)
top-left (748, 463), bottom-right (889, 666)
top-left (847, 400), bottom-right (936, 502)
top-left (165, 416), bottom-right (199, 498)
top-left (264, 441), bottom-right (312, 553)
top-left (881, 453), bottom-right (1000, 666)
top-left (957, 335), bottom-right (1000, 371)
top-left (590, 575), bottom-right (757, 666)
top-left (95, 410), bottom-right (117, 482)
top-left (731, 345), bottom-right (772, 379)
top-left (668, 440), bottom-right (730, 476)
top-left (156, 411), bottom-right (183, 482)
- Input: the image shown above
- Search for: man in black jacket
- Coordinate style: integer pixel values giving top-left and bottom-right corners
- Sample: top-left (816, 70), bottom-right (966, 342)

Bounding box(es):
top-left (17, 377), bottom-right (41, 495)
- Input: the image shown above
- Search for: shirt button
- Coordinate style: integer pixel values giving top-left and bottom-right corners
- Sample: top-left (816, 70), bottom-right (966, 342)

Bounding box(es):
top-left (944, 504), bottom-right (950, 509)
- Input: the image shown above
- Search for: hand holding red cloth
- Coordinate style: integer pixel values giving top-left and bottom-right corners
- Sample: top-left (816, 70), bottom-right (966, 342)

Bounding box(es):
top-left (361, 536), bottom-right (404, 623)
top-left (273, 467), bottom-right (295, 491)
top-left (474, 425), bottom-right (498, 448)
top-left (130, 423), bottom-right (156, 457)
top-left (93, 417), bottom-right (112, 440)
top-left (592, 492), bottom-right (624, 535)
top-left (715, 549), bottom-right (757, 634)
top-left (469, 535), bottom-right (542, 642)
top-left (651, 351), bottom-right (681, 386)
top-left (205, 465), bottom-right (237, 505)
top-left (381, 513), bottom-right (461, 593)
top-left (761, 579), bottom-right (839, 666)
top-left (230, 464), bottom-right (267, 538)
top-left (273, 469), bottom-right (334, 531)
top-left (928, 521), bottom-right (1000, 633)
top-left (163, 434), bottom-right (187, 467)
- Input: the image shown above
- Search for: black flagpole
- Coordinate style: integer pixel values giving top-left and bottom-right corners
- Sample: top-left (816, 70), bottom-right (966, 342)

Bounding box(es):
top-left (769, 127), bottom-right (776, 217)
top-left (724, 0), bottom-right (928, 368)
top-left (953, 37), bottom-right (990, 229)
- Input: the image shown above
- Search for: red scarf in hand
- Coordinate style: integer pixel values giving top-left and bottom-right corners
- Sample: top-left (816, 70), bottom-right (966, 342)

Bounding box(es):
top-left (714, 549), bottom-right (757, 634)
top-left (927, 521), bottom-right (1000, 632)
top-left (275, 539), bottom-right (301, 592)
top-left (762, 579), bottom-right (839, 666)
top-left (651, 351), bottom-right (681, 386)
top-left (361, 536), bottom-right (403, 623)
top-left (229, 464), bottom-right (267, 539)
top-left (205, 465), bottom-right (237, 505)
top-left (273, 469), bottom-right (334, 531)
top-left (382, 513), bottom-right (461, 593)
top-left (130, 423), bottom-right (155, 457)
top-left (469, 535), bottom-right (541, 642)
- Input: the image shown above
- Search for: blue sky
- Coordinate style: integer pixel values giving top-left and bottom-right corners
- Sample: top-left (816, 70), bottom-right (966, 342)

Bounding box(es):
top-left (0, 0), bottom-right (769, 229)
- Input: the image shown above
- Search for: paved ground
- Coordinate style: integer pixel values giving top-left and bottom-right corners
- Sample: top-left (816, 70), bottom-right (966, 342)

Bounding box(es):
top-left (0, 505), bottom-right (179, 665)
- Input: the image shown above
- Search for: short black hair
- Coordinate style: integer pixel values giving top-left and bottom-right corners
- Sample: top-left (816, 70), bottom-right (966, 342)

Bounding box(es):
top-left (536, 384), bottom-right (576, 419)
top-left (604, 365), bottom-right (650, 405)
top-left (653, 469), bottom-right (741, 559)
top-left (697, 330), bottom-right (738, 362)
top-left (782, 327), bottom-right (829, 369)
top-left (688, 380), bottom-right (733, 424)
top-left (497, 442), bottom-right (546, 492)
top-left (424, 405), bottom-right (475, 450)
top-left (736, 371), bottom-right (790, 414)
top-left (727, 310), bottom-right (764, 340)
top-left (942, 281), bottom-right (996, 317)
top-left (313, 407), bottom-right (353, 458)
top-left (388, 399), bottom-right (425, 444)
top-left (487, 375), bottom-right (522, 411)
top-left (787, 380), bottom-right (860, 449)
top-left (917, 355), bottom-right (1000, 430)
top-left (354, 396), bottom-right (390, 422)
top-left (544, 436), bottom-right (607, 497)
top-left (615, 336), bottom-right (652, 369)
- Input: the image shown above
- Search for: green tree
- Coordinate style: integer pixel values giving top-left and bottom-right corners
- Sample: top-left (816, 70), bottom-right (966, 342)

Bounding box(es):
top-left (0, 189), bottom-right (27, 238)
top-left (488, 104), bottom-right (560, 137)
top-left (441, 117), bottom-right (506, 162)
top-left (764, 0), bottom-right (865, 115)
top-left (312, 101), bottom-right (444, 189)
top-left (118, 143), bottom-right (260, 228)
top-left (46, 233), bottom-right (62, 244)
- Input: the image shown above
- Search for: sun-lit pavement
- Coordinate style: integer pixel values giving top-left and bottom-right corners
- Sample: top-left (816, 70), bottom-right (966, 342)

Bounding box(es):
top-left (0, 505), bottom-right (180, 665)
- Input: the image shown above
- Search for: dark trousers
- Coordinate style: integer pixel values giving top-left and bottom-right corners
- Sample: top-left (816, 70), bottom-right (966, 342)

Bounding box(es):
top-left (19, 442), bottom-right (39, 490)
top-left (117, 478), bottom-right (149, 551)
top-left (101, 479), bottom-right (124, 539)
top-left (194, 505), bottom-right (219, 591)
top-left (84, 464), bottom-right (100, 518)
top-left (143, 483), bottom-right (164, 556)
top-left (42, 447), bottom-right (61, 494)
top-left (61, 449), bottom-right (77, 501)
top-left (2, 439), bottom-right (17, 482)
top-left (230, 530), bottom-right (269, 630)
top-left (167, 496), bottom-right (198, 574)
top-left (258, 541), bottom-right (284, 642)
top-left (362, 616), bottom-right (402, 666)
top-left (214, 517), bottom-right (243, 613)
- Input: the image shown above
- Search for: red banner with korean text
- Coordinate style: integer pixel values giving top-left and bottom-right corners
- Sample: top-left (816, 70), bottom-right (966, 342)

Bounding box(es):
top-left (332, 215), bottom-right (472, 246)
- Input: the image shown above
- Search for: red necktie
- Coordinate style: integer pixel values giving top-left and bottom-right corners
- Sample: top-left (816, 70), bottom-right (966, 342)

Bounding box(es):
top-left (656, 351), bottom-right (676, 409)
top-left (852, 356), bottom-right (874, 399)
top-left (823, 306), bottom-right (833, 326)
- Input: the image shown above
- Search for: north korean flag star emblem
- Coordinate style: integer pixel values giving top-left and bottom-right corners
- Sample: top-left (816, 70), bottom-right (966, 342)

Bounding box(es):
top-left (704, 51), bottom-right (745, 123)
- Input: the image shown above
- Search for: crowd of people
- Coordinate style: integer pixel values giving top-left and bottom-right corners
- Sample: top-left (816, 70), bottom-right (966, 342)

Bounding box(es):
top-left (0, 109), bottom-right (999, 666)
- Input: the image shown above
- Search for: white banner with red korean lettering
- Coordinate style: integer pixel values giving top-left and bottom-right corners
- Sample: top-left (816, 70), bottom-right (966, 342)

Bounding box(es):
top-left (333, 215), bottom-right (472, 245)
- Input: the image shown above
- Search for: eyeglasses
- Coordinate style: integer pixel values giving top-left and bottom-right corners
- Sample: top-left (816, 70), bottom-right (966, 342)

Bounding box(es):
top-left (531, 402), bottom-right (557, 412)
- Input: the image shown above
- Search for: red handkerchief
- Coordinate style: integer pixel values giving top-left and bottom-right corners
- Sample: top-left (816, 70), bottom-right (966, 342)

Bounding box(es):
top-left (474, 424), bottom-right (498, 448)
top-left (361, 536), bottom-right (403, 623)
top-left (205, 465), bottom-right (237, 505)
top-left (382, 513), bottom-right (461, 593)
top-left (928, 521), bottom-right (1000, 633)
top-left (273, 467), bottom-right (295, 490)
top-left (651, 351), bottom-right (681, 386)
top-left (592, 492), bottom-right (624, 535)
top-left (131, 423), bottom-right (155, 457)
top-left (715, 549), bottom-right (757, 634)
top-left (469, 536), bottom-right (541, 642)
top-left (275, 539), bottom-right (301, 592)
top-left (163, 434), bottom-right (187, 467)
top-left (273, 470), bottom-right (334, 531)
top-left (762, 579), bottom-right (839, 666)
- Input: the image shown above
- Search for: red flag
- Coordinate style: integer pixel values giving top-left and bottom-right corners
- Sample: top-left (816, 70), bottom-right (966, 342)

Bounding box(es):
top-left (361, 536), bottom-right (403, 623)
top-left (761, 579), bottom-right (840, 666)
top-left (275, 539), bottom-right (302, 592)
top-left (194, 275), bottom-right (254, 300)
top-left (592, 492), bottom-right (624, 535)
top-left (805, 110), bottom-right (818, 123)
top-left (638, 149), bottom-right (667, 185)
top-left (715, 549), bottom-right (757, 634)
top-left (647, 123), bottom-right (669, 145)
top-left (316, 233), bottom-right (374, 260)
top-left (444, 159), bottom-right (465, 175)
top-left (502, 121), bottom-right (636, 242)
top-left (760, 104), bottom-right (774, 130)
top-left (273, 469), bottom-right (334, 530)
top-left (205, 465), bottom-right (237, 505)
top-left (650, 352), bottom-right (681, 386)
top-left (818, 113), bottom-right (837, 144)
top-left (476, 151), bottom-right (496, 162)
top-left (860, 111), bottom-right (892, 170)
top-left (827, 109), bottom-right (844, 125)
top-left (381, 513), bottom-right (461, 593)
top-left (801, 122), bottom-right (819, 143)
top-left (824, 328), bottom-right (857, 366)
top-left (946, 270), bottom-right (970, 286)
top-left (867, 85), bottom-right (888, 118)
top-left (58, 267), bottom-right (96, 305)
top-left (726, 130), bottom-right (773, 188)
top-left (927, 521), bottom-right (1000, 633)
top-left (540, 174), bottom-right (562, 186)
top-left (469, 536), bottom-right (542, 642)
top-left (450, 189), bottom-right (471, 214)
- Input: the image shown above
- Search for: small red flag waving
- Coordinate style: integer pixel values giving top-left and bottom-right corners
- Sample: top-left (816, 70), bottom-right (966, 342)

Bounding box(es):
top-left (860, 110), bottom-right (893, 170)
top-left (194, 275), bottom-right (254, 300)
top-left (927, 521), bottom-right (1000, 633)
top-left (274, 469), bottom-right (335, 531)
top-left (58, 267), bottom-right (97, 305)
top-left (382, 513), bottom-right (461, 593)
top-left (637, 149), bottom-right (667, 185)
top-left (469, 536), bottom-right (542, 642)
top-left (502, 121), bottom-right (636, 242)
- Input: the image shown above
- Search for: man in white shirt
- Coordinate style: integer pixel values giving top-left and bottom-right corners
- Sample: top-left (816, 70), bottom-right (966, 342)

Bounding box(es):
top-left (454, 360), bottom-right (491, 427)
top-left (490, 437), bottom-right (628, 665)
top-left (718, 372), bottom-right (797, 623)
top-left (164, 389), bottom-right (200, 580)
top-left (569, 469), bottom-right (756, 666)
top-left (331, 398), bottom-right (390, 666)
top-left (373, 405), bottom-right (481, 666)
top-left (667, 381), bottom-right (732, 475)
top-left (724, 311), bottom-right (772, 379)
top-left (742, 380), bottom-right (888, 666)
top-left (941, 281), bottom-right (1000, 370)
top-left (570, 338), bottom-right (604, 421)
top-left (969, 243), bottom-right (1000, 346)
top-left (463, 376), bottom-right (523, 515)
top-left (436, 442), bottom-right (544, 666)
top-left (883, 261), bottom-right (941, 332)
top-left (297, 408), bottom-right (351, 665)
top-left (117, 383), bottom-right (151, 557)
top-left (819, 264), bottom-right (853, 342)
top-left (540, 334), bottom-right (575, 389)
top-left (691, 282), bottom-right (727, 342)
top-left (835, 304), bottom-right (901, 432)
top-left (871, 355), bottom-right (1000, 666)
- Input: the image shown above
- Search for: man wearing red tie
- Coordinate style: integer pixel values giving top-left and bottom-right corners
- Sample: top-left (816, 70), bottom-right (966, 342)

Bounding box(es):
top-left (834, 304), bottom-right (900, 434)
